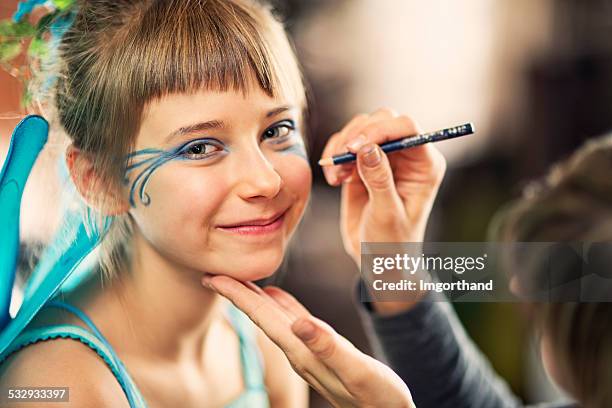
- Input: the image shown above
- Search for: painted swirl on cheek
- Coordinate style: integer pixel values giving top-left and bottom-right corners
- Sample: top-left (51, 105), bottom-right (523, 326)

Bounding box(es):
top-left (124, 148), bottom-right (176, 207)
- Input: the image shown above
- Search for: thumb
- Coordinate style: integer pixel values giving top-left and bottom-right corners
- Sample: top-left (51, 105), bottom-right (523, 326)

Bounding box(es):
top-left (292, 317), bottom-right (357, 373)
top-left (292, 316), bottom-right (381, 395)
top-left (356, 143), bottom-right (397, 206)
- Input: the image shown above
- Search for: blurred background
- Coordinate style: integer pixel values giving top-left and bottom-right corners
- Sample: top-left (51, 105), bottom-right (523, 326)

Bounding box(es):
top-left (2, 0), bottom-right (612, 406)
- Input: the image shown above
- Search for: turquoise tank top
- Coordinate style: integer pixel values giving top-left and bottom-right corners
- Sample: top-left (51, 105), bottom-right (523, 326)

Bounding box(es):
top-left (0, 300), bottom-right (270, 408)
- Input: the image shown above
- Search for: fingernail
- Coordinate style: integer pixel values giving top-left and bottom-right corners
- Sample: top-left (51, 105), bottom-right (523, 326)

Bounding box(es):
top-left (346, 134), bottom-right (367, 152)
top-left (335, 167), bottom-right (352, 181)
top-left (360, 144), bottom-right (381, 167)
top-left (293, 319), bottom-right (317, 341)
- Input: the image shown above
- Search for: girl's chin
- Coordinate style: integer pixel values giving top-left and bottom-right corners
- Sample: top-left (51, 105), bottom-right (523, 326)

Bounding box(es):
top-left (191, 245), bottom-right (286, 282)
top-left (228, 267), bottom-right (277, 282)
top-left (209, 258), bottom-right (282, 282)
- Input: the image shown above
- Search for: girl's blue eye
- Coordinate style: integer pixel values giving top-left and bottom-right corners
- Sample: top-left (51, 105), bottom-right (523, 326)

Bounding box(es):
top-left (179, 139), bottom-right (225, 160)
top-left (262, 120), bottom-right (296, 143)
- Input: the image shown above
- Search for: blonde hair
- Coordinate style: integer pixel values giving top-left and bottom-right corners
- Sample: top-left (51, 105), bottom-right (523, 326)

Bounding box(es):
top-left (31, 0), bottom-right (307, 281)
top-left (491, 134), bottom-right (612, 407)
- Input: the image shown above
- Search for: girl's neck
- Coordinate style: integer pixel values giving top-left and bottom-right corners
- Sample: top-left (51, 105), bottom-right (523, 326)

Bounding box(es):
top-left (82, 232), bottom-right (221, 366)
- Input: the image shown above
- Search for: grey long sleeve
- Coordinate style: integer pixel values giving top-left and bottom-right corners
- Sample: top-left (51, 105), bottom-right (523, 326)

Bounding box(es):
top-left (354, 281), bottom-right (578, 408)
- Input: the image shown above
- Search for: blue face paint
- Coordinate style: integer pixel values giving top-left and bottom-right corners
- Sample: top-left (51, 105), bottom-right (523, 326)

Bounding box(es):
top-left (124, 138), bottom-right (228, 207)
top-left (263, 119), bottom-right (308, 162)
top-left (278, 139), bottom-right (308, 161)
top-left (124, 119), bottom-right (306, 207)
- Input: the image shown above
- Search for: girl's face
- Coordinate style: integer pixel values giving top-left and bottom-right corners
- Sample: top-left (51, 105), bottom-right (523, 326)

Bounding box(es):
top-left (124, 84), bottom-right (311, 281)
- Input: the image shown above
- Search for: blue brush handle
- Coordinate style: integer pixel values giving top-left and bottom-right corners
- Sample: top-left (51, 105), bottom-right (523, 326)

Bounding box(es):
top-left (0, 115), bottom-right (48, 330)
top-left (330, 123), bottom-right (474, 165)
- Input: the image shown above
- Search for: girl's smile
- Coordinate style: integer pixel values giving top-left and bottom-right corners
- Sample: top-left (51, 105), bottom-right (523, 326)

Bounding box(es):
top-left (216, 205), bottom-right (289, 236)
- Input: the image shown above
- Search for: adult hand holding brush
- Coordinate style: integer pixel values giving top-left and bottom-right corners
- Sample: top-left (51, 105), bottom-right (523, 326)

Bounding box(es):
top-left (320, 109), bottom-right (448, 313)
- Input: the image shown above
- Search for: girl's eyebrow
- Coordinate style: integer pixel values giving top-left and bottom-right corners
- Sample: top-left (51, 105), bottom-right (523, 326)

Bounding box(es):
top-left (163, 105), bottom-right (295, 144)
top-left (163, 120), bottom-right (225, 144)
top-left (266, 105), bottom-right (294, 118)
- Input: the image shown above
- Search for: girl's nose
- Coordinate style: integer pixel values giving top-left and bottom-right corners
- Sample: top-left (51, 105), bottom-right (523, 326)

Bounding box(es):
top-left (233, 148), bottom-right (283, 200)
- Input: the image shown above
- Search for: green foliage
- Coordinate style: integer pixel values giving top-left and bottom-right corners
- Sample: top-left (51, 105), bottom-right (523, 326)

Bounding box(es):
top-left (0, 20), bottom-right (11, 36)
top-left (0, 20), bottom-right (36, 38)
top-left (0, 41), bottom-right (22, 62)
top-left (1, 1), bottom-right (76, 107)
top-left (28, 37), bottom-right (48, 58)
top-left (0, 19), bottom-right (39, 63)
top-left (52, 0), bottom-right (75, 11)
top-left (35, 12), bottom-right (58, 38)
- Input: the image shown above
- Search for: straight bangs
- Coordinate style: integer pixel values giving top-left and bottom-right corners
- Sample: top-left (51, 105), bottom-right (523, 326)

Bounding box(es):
top-left (130, 0), bottom-right (306, 107)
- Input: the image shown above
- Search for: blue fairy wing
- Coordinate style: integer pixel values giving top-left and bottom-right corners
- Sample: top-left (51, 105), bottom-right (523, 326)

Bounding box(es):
top-left (0, 115), bottom-right (47, 330)
top-left (0, 115), bottom-right (100, 358)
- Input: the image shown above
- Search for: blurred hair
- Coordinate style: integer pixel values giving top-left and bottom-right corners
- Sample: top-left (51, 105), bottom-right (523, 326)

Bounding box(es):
top-left (28, 0), bottom-right (307, 282)
top-left (490, 134), bottom-right (612, 408)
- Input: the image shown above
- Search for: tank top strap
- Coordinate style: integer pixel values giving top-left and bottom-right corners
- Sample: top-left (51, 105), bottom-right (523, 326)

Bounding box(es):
top-left (41, 300), bottom-right (147, 407)
top-left (5, 301), bottom-right (266, 408)
top-left (44, 300), bottom-right (108, 345)
top-left (0, 323), bottom-right (146, 407)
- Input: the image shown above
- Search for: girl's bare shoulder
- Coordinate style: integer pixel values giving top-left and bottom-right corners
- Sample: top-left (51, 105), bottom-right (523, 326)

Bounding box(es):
top-left (0, 308), bottom-right (129, 407)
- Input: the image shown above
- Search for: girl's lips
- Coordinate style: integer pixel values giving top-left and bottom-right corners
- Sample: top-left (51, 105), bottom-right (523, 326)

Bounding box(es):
top-left (217, 209), bottom-right (287, 236)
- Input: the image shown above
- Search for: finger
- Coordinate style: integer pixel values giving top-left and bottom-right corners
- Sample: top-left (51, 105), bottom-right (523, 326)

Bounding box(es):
top-left (205, 277), bottom-right (357, 405)
top-left (203, 275), bottom-right (301, 350)
top-left (321, 114), bottom-right (368, 185)
top-left (263, 286), bottom-right (311, 319)
top-left (242, 281), bottom-right (293, 317)
top-left (291, 316), bottom-right (367, 382)
top-left (343, 108), bottom-right (399, 154)
top-left (244, 280), bottom-right (272, 298)
top-left (329, 110), bottom-right (399, 185)
top-left (333, 163), bottom-right (357, 186)
top-left (328, 110), bottom-right (409, 162)
top-left (321, 114), bottom-right (368, 162)
top-left (322, 109), bottom-right (395, 186)
top-left (355, 143), bottom-right (404, 214)
top-left (359, 115), bottom-right (422, 148)
top-left (293, 316), bottom-right (411, 404)
top-left (342, 107), bottom-right (397, 146)
top-left (334, 109), bottom-right (396, 161)
top-left (321, 136), bottom-right (356, 187)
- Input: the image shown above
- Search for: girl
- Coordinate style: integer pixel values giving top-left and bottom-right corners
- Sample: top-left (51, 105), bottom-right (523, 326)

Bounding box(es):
top-left (0, 0), bottom-right (444, 407)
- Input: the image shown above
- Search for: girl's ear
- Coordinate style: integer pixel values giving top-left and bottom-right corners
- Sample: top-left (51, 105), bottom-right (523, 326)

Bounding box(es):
top-left (65, 145), bottom-right (130, 216)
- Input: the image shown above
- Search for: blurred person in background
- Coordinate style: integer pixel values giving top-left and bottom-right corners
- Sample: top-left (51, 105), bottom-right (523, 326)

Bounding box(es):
top-left (352, 133), bottom-right (612, 408)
